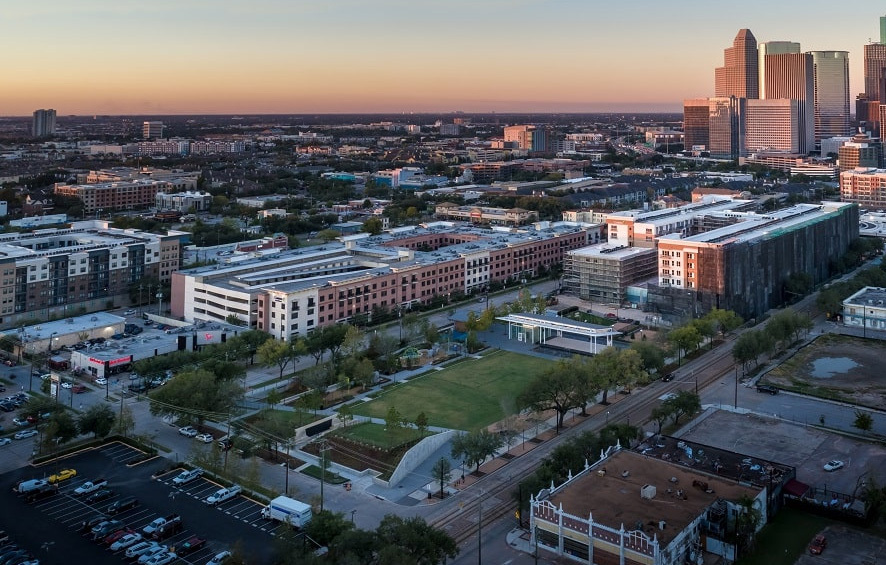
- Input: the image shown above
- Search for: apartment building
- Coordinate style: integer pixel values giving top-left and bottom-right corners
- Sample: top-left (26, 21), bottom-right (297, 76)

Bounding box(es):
top-left (54, 179), bottom-right (169, 214)
top-left (0, 221), bottom-right (180, 327)
top-left (155, 191), bottom-right (212, 212)
top-left (80, 167), bottom-right (199, 191)
top-left (171, 222), bottom-right (594, 338)
top-left (563, 244), bottom-right (658, 303)
top-left (840, 167), bottom-right (886, 209)
top-left (654, 201), bottom-right (858, 319)
top-left (434, 203), bottom-right (537, 226)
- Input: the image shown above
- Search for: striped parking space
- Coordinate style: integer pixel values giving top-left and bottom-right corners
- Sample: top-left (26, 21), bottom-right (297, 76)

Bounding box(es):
top-left (96, 442), bottom-right (146, 463)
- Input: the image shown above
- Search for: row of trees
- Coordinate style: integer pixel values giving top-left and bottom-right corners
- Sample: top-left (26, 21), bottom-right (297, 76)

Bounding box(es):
top-left (20, 398), bottom-right (133, 452)
top-left (274, 511), bottom-right (457, 565)
top-left (649, 391), bottom-right (702, 434)
top-left (817, 257), bottom-right (886, 317)
top-left (667, 308), bottom-right (744, 366)
top-left (517, 348), bottom-right (648, 432)
top-left (731, 309), bottom-right (813, 373)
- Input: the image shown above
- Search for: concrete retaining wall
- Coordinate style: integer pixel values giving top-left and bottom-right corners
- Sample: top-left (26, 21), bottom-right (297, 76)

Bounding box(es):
top-left (374, 430), bottom-right (456, 488)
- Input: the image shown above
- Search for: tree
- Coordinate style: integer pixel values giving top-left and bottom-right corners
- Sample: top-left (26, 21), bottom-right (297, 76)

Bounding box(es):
top-left (385, 406), bottom-right (403, 432)
top-left (305, 325), bottom-right (349, 367)
top-left (854, 410), bottom-right (874, 434)
top-left (362, 217), bottom-right (383, 235)
top-left (662, 390), bottom-right (701, 425)
top-left (415, 412), bottom-right (429, 437)
top-left (316, 229), bottom-right (341, 242)
top-left (431, 457), bottom-right (452, 499)
top-left (78, 404), bottom-right (116, 438)
top-left (450, 429), bottom-right (503, 473)
top-left (338, 403), bottom-right (354, 428)
top-left (667, 325), bottom-right (702, 366)
top-left (306, 509), bottom-right (354, 547)
top-left (374, 515), bottom-right (458, 564)
top-left (589, 347), bottom-right (622, 405)
top-left (44, 410), bottom-right (78, 447)
top-left (691, 317), bottom-right (717, 350)
top-left (341, 325), bottom-right (365, 360)
top-left (265, 388), bottom-right (283, 410)
top-left (733, 494), bottom-right (763, 556)
top-left (706, 308), bottom-right (743, 336)
top-left (225, 313), bottom-right (244, 326)
top-left (114, 405), bottom-right (135, 437)
top-left (258, 339), bottom-right (304, 380)
top-left (149, 369), bottom-right (242, 424)
top-left (465, 331), bottom-right (483, 353)
top-left (630, 341), bottom-right (666, 376)
top-left (651, 404), bottom-right (673, 434)
top-left (517, 362), bottom-right (580, 432)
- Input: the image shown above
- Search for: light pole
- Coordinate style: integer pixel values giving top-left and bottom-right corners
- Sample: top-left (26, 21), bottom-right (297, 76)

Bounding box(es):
top-left (156, 290), bottom-right (164, 317)
top-left (398, 309), bottom-right (402, 343)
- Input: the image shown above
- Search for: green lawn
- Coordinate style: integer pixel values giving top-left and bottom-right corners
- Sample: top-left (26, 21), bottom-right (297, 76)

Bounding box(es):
top-left (350, 350), bottom-right (552, 432)
top-left (334, 422), bottom-right (426, 449)
top-left (738, 508), bottom-right (831, 565)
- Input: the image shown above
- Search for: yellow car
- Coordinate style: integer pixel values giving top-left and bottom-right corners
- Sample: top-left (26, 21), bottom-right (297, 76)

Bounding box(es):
top-left (48, 468), bottom-right (77, 484)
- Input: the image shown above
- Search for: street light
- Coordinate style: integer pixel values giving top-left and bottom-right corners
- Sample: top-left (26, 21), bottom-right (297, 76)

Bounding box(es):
top-left (156, 291), bottom-right (164, 317)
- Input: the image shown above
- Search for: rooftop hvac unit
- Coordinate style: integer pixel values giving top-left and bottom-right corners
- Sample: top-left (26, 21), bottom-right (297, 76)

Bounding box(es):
top-left (640, 484), bottom-right (657, 500)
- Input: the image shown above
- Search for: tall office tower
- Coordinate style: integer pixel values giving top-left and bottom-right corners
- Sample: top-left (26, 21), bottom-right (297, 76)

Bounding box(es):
top-left (864, 43), bottom-right (886, 103)
top-left (32, 109), bottom-right (56, 137)
top-left (758, 41), bottom-right (800, 96)
top-left (143, 121), bottom-right (165, 140)
top-left (682, 99), bottom-right (711, 151)
top-left (881, 15), bottom-right (886, 44)
top-left (810, 51), bottom-right (850, 143)
top-left (761, 52), bottom-right (815, 154)
top-left (745, 99), bottom-right (799, 153)
top-left (715, 29), bottom-right (759, 99)
top-left (708, 97), bottom-right (744, 159)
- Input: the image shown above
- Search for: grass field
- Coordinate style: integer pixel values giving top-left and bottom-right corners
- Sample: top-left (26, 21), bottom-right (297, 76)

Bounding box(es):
top-left (333, 422), bottom-right (426, 449)
top-left (349, 350), bottom-right (552, 432)
top-left (737, 508), bottom-right (831, 565)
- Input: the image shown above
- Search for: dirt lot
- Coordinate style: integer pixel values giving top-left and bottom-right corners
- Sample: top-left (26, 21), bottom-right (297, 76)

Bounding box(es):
top-left (679, 411), bottom-right (886, 496)
top-left (764, 334), bottom-right (886, 410)
top-left (794, 525), bottom-right (886, 565)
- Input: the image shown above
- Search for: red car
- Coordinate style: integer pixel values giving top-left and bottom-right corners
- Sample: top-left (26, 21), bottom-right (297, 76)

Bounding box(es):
top-left (176, 535), bottom-right (206, 555)
top-left (102, 528), bottom-right (134, 546)
top-left (809, 534), bottom-right (827, 555)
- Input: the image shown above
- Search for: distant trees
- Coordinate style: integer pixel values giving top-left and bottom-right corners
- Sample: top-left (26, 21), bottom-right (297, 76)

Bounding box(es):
top-left (450, 430), bottom-right (503, 473)
top-left (731, 309), bottom-right (812, 372)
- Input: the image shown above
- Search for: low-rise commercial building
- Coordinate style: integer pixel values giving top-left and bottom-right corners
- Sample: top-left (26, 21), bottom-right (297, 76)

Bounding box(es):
top-left (434, 203), bottom-right (537, 226)
top-left (842, 286), bottom-right (886, 331)
top-left (155, 191), bottom-right (212, 212)
top-left (531, 447), bottom-right (766, 565)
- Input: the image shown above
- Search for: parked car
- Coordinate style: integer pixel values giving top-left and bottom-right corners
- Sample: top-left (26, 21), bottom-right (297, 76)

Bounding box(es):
top-left (823, 460), bottom-right (845, 472)
top-left (108, 496), bottom-right (139, 514)
top-left (110, 532), bottom-right (143, 551)
top-left (47, 468), bottom-right (77, 483)
top-left (142, 515), bottom-right (179, 537)
top-left (172, 468), bottom-right (203, 485)
top-left (756, 384), bottom-right (779, 395)
top-left (137, 545), bottom-right (167, 564)
top-left (195, 433), bottom-right (213, 443)
top-left (86, 489), bottom-right (114, 504)
top-left (90, 520), bottom-right (124, 540)
top-left (176, 536), bottom-right (206, 556)
top-left (102, 528), bottom-right (134, 546)
top-left (218, 438), bottom-right (233, 451)
top-left (13, 430), bottom-right (37, 440)
top-left (143, 552), bottom-right (177, 565)
top-left (208, 551), bottom-right (232, 565)
top-left (11, 418), bottom-right (28, 427)
top-left (0, 438), bottom-right (11, 447)
top-left (124, 309), bottom-right (137, 316)
top-left (72, 384), bottom-right (87, 394)
top-left (125, 541), bottom-right (160, 559)
top-left (74, 479), bottom-right (108, 496)
top-left (809, 534), bottom-right (827, 555)
top-left (178, 426), bottom-right (198, 437)
top-left (78, 515), bottom-right (108, 533)
top-left (95, 377), bottom-right (107, 386)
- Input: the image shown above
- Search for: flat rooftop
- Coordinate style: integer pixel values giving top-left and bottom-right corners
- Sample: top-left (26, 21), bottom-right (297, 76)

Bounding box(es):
top-left (845, 286), bottom-right (886, 307)
top-left (546, 450), bottom-right (760, 545)
top-left (4, 312), bottom-right (125, 342)
top-left (568, 243), bottom-right (657, 259)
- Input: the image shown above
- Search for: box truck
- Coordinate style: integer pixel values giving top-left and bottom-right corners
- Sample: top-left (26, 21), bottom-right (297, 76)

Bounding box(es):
top-left (261, 496), bottom-right (312, 528)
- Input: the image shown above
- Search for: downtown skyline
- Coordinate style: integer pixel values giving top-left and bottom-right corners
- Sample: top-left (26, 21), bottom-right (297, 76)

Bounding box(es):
top-left (3, 0), bottom-right (885, 116)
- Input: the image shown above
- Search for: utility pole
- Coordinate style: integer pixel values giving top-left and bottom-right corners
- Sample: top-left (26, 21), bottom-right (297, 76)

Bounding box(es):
top-left (478, 488), bottom-right (483, 565)
top-left (734, 365), bottom-right (739, 409)
top-left (320, 441), bottom-right (330, 512)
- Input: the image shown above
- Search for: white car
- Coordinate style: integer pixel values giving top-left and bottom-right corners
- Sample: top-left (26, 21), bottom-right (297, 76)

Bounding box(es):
top-left (172, 468), bottom-right (203, 485)
top-left (124, 309), bottom-right (137, 315)
top-left (178, 426), bottom-right (198, 437)
top-left (195, 433), bottom-right (213, 443)
top-left (125, 541), bottom-right (159, 559)
top-left (110, 532), bottom-right (143, 551)
top-left (823, 460), bottom-right (845, 472)
top-left (14, 429), bottom-right (38, 440)
top-left (0, 438), bottom-right (11, 446)
top-left (95, 377), bottom-right (108, 386)
top-left (208, 551), bottom-right (232, 565)
top-left (138, 545), bottom-right (168, 564)
top-left (144, 551), bottom-right (177, 565)
top-left (61, 381), bottom-right (72, 389)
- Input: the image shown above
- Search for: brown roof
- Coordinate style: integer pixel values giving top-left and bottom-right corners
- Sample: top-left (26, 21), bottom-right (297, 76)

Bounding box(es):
top-left (546, 450), bottom-right (760, 545)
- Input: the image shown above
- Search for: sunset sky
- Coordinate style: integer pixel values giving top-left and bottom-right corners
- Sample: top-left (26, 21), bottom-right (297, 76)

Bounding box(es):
top-left (3, 1), bottom-right (884, 115)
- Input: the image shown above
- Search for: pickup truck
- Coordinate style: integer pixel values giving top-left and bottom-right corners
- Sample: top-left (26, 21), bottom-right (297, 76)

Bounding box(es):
top-left (142, 514), bottom-right (180, 537)
top-left (205, 484), bottom-right (241, 506)
top-left (74, 479), bottom-right (108, 496)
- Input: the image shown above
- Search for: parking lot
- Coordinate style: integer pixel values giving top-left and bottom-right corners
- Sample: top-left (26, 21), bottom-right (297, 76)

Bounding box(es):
top-left (1, 442), bottom-right (277, 565)
top-left (679, 410), bottom-right (886, 495)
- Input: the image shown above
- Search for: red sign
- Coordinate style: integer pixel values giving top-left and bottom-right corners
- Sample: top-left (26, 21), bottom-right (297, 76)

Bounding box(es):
top-left (89, 356), bottom-right (131, 367)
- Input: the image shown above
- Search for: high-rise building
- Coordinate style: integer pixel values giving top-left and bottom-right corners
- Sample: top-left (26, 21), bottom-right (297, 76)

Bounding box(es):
top-left (32, 109), bottom-right (56, 137)
top-left (142, 121), bottom-right (165, 140)
top-left (708, 97), bottom-right (744, 159)
top-left (745, 99), bottom-right (799, 153)
top-left (715, 29), bottom-right (759, 99)
top-left (864, 43), bottom-right (886, 103)
top-left (758, 41), bottom-right (800, 96)
top-left (682, 99), bottom-right (711, 151)
top-left (811, 51), bottom-right (850, 143)
top-left (761, 52), bottom-right (815, 154)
